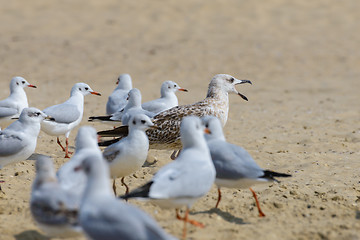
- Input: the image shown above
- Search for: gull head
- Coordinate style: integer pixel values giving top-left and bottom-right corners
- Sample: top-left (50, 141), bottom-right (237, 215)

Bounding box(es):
top-left (180, 116), bottom-right (207, 149)
top-left (209, 74), bottom-right (252, 101)
top-left (161, 81), bottom-right (188, 95)
top-left (116, 74), bottom-right (133, 90)
top-left (71, 83), bottom-right (101, 96)
top-left (127, 88), bottom-right (142, 106)
top-left (201, 115), bottom-right (226, 141)
top-left (75, 126), bottom-right (99, 150)
top-left (20, 107), bottom-right (52, 124)
top-left (10, 76), bottom-right (37, 91)
top-left (128, 114), bottom-right (156, 131)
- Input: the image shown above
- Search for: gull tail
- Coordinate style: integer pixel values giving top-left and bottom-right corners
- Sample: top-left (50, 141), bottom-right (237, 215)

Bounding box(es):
top-left (88, 115), bottom-right (112, 122)
top-left (97, 126), bottom-right (129, 137)
top-left (261, 170), bottom-right (291, 182)
top-left (119, 181), bottom-right (153, 200)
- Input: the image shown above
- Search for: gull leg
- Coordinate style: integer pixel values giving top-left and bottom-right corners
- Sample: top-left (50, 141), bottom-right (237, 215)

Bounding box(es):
top-left (64, 137), bottom-right (73, 158)
top-left (112, 179), bottom-right (117, 195)
top-left (249, 187), bottom-right (266, 217)
top-left (57, 137), bottom-right (66, 152)
top-left (176, 208), bottom-right (205, 236)
top-left (121, 177), bottom-right (129, 195)
top-left (215, 187), bottom-right (222, 208)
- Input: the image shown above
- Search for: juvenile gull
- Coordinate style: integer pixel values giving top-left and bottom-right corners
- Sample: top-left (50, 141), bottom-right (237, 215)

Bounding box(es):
top-left (57, 126), bottom-right (102, 201)
top-left (30, 155), bottom-right (81, 238)
top-left (41, 83), bottom-right (101, 158)
top-left (106, 74), bottom-right (133, 115)
top-left (141, 80), bottom-right (188, 114)
top-left (75, 152), bottom-right (175, 240)
top-left (103, 114), bottom-right (155, 195)
top-left (121, 116), bottom-right (216, 239)
top-left (0, 108), bottom-right (51, 168)
top-left (202, 116), bottom-right (291, 217)
top-left (0, 76), bottom-right (37, 127)
top-left (98, 74), bottom-right (251, 152)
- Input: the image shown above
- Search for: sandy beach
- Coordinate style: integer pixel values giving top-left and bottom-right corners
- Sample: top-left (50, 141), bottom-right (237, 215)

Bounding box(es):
top-left (0, 0), bottom-right (359, 239)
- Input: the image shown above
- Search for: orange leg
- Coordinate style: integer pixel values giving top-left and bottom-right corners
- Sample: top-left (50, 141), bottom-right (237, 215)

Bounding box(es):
top-left (121, 177), bottom-right (129, 195)
top-left (215, 187), bottom-right (222, 208)
top-left (64, 138), bottom-right (73, 158)
top-left (249, 187), bottom-right (266, 217)
top-left (176, 208), bottom-right (204, 238)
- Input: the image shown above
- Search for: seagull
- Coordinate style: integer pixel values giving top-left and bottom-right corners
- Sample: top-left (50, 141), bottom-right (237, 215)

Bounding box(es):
top-left (121, 116), bottom-right (216, 239)
top-left (90, 88), bottom-right (155, 126)
top-left (30, 155), bottom-right (82, 238)
top-left (201, 115), bottom-right (292, 217)
top-left (97, 74), bottom-right (252, 155)
top-left (141, 80), bottom-right (188, 114)
top-left (74, 152), bottom-right (175, 240)
top-left (57, 126), bottom-right (102, 202)
top-left (103, 114), bottom-right (155, 195)
top-left (106, 74), bottom-right (133, 115)
top-left (0, 107), bottom-right (51, 168)
top-left (41, 83), bottom-right (101, 158)
top-left (0, 76), bottom-right (37, 128)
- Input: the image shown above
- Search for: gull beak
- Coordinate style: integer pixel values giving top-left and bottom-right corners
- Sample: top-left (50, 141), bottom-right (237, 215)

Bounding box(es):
top-left (204, 128), bottom-right (211, 134)
top-left (28, 84), bottom-right (37, 88)
top-left (178, 88), bottom-right (188, 92)
top-left (149, 125), bottom-right (160, 130)
top-left (45, 115), bottom-right (56, 121)
top-left (116, 79), bottom-right (119, 84)
top-left (233, 79), bottom-right (252, 101)
top-left (11, 117), bottom-right (19, 120)
top-left (91, 91), bottom-right (102, 96)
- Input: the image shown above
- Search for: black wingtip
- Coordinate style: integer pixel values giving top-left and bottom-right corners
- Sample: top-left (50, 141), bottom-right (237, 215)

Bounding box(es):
top-left (98, 125), bottom-right (129, 137)
top-left (119, 181), bottom-right (153, 200)
top-left (98, 138), bottom-right (121, 147)
top-left (88, 115), bottom-right (112, 122)
top-left (261, 170), bottom-right (292, 182)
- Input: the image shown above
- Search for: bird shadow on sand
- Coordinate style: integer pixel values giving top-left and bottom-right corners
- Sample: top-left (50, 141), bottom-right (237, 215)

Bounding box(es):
top-left (15, 230), bottom-right (50, 240)
top-left (190, 208), bottom-right (247, 225)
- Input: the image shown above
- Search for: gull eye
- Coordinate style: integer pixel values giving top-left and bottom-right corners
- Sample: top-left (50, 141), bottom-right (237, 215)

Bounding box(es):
top-left (174, 85), bottom-right (176, 87)
top-left (229, 77), bottom-right (234, 83)
top-left (205, 123), bottom-right (209, 128)
top-left (141, 120), bottom-right (146, 124)
top-left (85, 87), bottom-right (89, 91)
top-left (133, 120), bottom-right (136, 125)
top-left (22, 81), bottom-right (26, 84)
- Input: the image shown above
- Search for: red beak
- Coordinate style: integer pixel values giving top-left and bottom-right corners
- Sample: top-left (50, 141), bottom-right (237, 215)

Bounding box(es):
top-left (28, 84), bottom-right (37, 88)
top-left (91, 91), bottom-right (101, 96)
top-left (178, 88), bottom-right (188, 92)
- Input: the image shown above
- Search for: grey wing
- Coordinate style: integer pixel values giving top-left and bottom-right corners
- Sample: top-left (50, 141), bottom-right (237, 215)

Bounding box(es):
top-left (0, 107), bottom-right (18, 118)
top-left (106, 91), bottom-right (128, 115)
top-left (209, 141), bottom-right (264, 180)
top-left (0, 132), bottom-right (26, 156)
top-left (81, 200), bottom-right (146, 240)
top-left (142, 99), bottom-right (167, 114)
top-left (43, 104), bottom-right (80, 124)
top-left (151, 156), bottom-right (213, 199)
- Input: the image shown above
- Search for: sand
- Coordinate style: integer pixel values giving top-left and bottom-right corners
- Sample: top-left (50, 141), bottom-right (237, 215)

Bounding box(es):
top-left (0, 0), bottom-right (359, 239)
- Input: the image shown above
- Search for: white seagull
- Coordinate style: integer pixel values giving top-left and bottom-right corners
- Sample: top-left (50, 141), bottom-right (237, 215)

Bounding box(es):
top-left (202, 115), bottom-right (291, 217)
top-left (57, 126), bottom-right (102, 202)
top-left (30, 155), bottom-right (82, 238)
top-left (141, 80), bottom-right (188, 114)
top-left (106, 73), bottom-right (133, 115)
top-left (41, 83), bottom-right (101, 158)
top-left (0, 76), bottom-right (37, 128)
top-left (103, 114), bottom-right (155, 195)
top-left (0, 107), bottom-right (51, 168)
top-left (74, 152), bottom-right (175, 240)
top-left (121, 116), bottom-right (216, 239)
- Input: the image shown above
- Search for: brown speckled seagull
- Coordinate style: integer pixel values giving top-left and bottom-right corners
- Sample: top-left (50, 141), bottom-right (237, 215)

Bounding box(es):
top-left (98, 74), bottom-right (252, 152)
